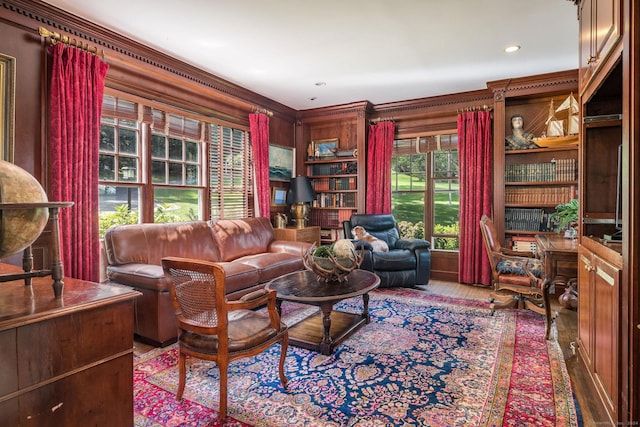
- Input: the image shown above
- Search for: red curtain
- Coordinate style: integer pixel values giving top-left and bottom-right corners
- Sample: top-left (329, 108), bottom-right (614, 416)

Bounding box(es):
top-left (49, 43), bottom-right (109, 282)
top-left (458, 110), bottom-right (493, 286)
top-left (366, 121), bottom-right (395, 214)
top-left (249, 113), bottom-right (270, 219)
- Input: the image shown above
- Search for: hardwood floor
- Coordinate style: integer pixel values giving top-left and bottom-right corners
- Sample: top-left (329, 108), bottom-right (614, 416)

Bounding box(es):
top-left (134, 279), bottom-right (609, 425)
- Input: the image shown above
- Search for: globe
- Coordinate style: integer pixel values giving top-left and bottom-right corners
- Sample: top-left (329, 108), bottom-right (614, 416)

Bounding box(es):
top-left (0, 160), bottom-right (50, 259)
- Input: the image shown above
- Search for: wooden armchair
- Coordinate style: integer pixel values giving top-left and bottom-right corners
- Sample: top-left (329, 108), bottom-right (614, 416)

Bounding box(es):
top-left (479, 215), bottom-right (552, 339)
top-left (161, 256), bottom-right (289, 420)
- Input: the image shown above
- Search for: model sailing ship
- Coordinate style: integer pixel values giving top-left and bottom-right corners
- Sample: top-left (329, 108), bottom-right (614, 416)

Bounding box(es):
top-left (532, 93), bottom-right (580, 147)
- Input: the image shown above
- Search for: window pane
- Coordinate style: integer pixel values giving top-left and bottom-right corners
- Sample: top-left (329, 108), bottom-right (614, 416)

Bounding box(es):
top-left (154, 187), bottom-right (201, 223)
top-left (151, 134), bottom-right (166, 158)
top-left (100, 125), bottom-right (115, 152)
top-left (186, 164), bottom-right (199, 185)
top-left (186, 141), bottom-right (198, 162)
top-left (119, 157), bottom-right (138, 182)
top-left (98, 185), bottom-right (139, 237)
top-left (118, 128), bottom-right (138, 154)
top-left (152, 160), bottom-right (166, 184)
top-left (169, 138), bottom-right (183, 160)
top-left (99, 154), bottom-right (115, 181)
top-left (168, 162), bottom-right (183, 184)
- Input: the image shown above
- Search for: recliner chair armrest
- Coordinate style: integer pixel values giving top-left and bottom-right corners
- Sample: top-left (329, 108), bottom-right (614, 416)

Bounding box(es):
top-left (395, 238), bottom-right (431, 251)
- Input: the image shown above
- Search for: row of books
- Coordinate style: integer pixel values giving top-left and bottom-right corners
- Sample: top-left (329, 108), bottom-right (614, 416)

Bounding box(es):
top-left (504, 208), bottom-right (555, 232)
top-left (308, 161), bottom-right (357, 176)
top-left (505, 185), bottom-right (576, 205)
top-left (312, 177), bottom-right (357, 191)
top-left (505, 158), bottom-right (577, 182)
top-left (312, 192), bottom-right (357, 208)
top-left (309, 208), bottom-right (355, 229)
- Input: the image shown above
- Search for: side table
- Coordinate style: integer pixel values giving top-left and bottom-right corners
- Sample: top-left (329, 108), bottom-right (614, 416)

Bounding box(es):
top-left (273, 226), bottom-right (320, 245)
top-left (535, 234), bottom-right (578, 293)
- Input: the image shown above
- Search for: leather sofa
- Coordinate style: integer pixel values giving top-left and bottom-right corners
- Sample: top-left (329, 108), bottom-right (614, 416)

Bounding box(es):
top-left (343, 214), bottom-right (431, 288)
top-left (103, 217), bottom-right (311, 346)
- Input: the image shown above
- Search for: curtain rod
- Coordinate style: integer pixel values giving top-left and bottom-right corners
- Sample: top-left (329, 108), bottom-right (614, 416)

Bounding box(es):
top-left (38, 27), bottom-right (103, 57)
top-left (253, 107), bottom-right (273, 117)
top-left (457, 105), bottom-right (492, 114)
top-left (369, 116), bottom-right (395, 124)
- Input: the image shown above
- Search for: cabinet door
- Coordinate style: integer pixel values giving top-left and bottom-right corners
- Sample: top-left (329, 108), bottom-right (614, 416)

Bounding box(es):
top-left (577, 248), bottom-right (593, 368)
top-left (579, 0), bottom-right (594, 88)
top-left (593, 0), bottom-right (621, 65)
top-left (593, 254), bottom-right (620, 419)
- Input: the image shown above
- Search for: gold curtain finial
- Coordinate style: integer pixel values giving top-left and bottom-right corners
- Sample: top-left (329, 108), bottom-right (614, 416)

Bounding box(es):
top-left (456, 105), bottom-right (493, 114)
top-left (369, 116), bottom-right (395, 124)
top-left (38, 27), bottom-right (101, 56)
top-left (253, 107), bottom-right (273, 117)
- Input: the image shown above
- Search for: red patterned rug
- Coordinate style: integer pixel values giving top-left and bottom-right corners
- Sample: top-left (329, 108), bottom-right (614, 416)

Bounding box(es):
top-left (133, 288), bottom-right (579, 426)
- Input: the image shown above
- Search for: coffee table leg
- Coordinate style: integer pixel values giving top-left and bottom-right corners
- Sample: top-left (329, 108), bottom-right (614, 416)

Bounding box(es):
top-left (362, 293), bottom-right (371, 323)
top-left (320, 302), bottom-right (334, 355)
top-left (275, 299), bottom-right (282, 318)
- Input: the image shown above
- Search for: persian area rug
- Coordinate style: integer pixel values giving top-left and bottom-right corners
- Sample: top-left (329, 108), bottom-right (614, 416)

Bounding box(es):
top-left (134, 288), bottom-right (579, 426)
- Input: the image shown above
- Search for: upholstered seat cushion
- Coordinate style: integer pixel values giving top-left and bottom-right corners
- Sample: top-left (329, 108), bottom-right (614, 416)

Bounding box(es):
top-left (179, 310), bottom-right (286, 353)
top-left (496, 257), bottom-right (543, 278)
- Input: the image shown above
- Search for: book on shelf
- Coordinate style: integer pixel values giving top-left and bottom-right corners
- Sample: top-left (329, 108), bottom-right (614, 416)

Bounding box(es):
top-left (505, 158), bottom-right (576, 183)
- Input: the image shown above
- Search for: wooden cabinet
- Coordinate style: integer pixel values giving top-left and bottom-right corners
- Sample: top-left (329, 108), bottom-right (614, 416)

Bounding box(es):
top-left (488, 70), bottom-right (579, 247)
top-left (577, 239), bottom-right (622, 424)
top-left (578, 0), bottom-right (622, 93)
top-left (294, 102), bottom-right (368, 244)
top-left (0, 265), bottom-right (140, 426)
top-left (273, 226), bottom-right (320, 245)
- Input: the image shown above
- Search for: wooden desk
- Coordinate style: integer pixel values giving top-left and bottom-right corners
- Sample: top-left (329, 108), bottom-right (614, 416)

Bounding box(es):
top-left (273, 226), bottom-right (321, 245)
top-left (0, 264), bottom-right (140, 426)
top-left (535, 234), bottom-right (578, 291)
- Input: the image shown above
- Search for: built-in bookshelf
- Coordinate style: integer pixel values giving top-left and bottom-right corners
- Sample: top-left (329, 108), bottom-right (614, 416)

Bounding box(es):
top-left (306, 157), bottom-right (358, 243)
top-left (503, 144), bottom-right (579, 237)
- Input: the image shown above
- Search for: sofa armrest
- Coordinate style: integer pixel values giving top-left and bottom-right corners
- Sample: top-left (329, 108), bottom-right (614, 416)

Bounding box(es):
top-left (268, 240), bottom-right (313, 257)
top-left (395, 238), bottom-right (431, 251)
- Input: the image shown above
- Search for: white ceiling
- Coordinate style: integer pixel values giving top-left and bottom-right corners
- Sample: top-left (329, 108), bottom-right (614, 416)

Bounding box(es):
top-left (41, 0), bottom-right (580, 111)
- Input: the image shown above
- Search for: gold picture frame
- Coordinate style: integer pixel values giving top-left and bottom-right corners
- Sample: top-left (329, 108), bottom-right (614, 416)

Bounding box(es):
top-left (0, 53), bottom-right (16, 163)
top-left (312, 138), bottom-right (339, 158)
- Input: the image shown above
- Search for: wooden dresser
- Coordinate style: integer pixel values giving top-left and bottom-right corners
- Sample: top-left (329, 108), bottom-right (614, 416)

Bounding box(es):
top-left (0, 264), bottom-right (140, 426)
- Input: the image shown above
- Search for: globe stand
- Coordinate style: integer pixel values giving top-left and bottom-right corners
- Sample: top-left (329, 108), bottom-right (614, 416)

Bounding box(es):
top-left (0, 202), bottom-right (73, 298)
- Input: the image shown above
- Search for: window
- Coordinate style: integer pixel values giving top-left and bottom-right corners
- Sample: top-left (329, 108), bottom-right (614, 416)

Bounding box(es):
top-left (99, 96), bottom-right (142, 235)
top-left (209, 124), bottom-right (254, 219)
top-left (150, 110), bottom-right (204, 223)
top-left (391, 134), bottom-right (459, 250)
top-left (98, 94), bottom-right (254, 236)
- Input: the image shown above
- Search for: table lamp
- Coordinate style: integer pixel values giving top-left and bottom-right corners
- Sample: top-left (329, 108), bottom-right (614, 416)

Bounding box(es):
top-left (286, 176), bottom-right (316, 228)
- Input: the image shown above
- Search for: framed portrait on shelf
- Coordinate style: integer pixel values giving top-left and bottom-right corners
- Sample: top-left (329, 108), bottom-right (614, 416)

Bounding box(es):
top-left (271, 187), bottom-right (287, 205)
top-left (269, 144), bottom-right (295, 181)
top-left (0, 53), bottom-right (16, 163)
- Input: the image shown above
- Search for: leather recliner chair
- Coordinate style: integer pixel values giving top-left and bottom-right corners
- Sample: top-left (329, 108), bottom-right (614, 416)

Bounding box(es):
top-left (342, 214), bottom-right (431, 288)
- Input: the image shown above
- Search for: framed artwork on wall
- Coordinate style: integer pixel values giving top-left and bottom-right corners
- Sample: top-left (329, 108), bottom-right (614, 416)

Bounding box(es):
top-left (0, 53), bottom-right (16, 163)
top-left (272, 187), bottom-right (287, 205)
top-left (269, 144), bottom-right (295, 181)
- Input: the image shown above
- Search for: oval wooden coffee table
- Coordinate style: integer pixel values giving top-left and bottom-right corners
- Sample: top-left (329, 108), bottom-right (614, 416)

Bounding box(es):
top-left (266, 269), bottom-right (380, 355)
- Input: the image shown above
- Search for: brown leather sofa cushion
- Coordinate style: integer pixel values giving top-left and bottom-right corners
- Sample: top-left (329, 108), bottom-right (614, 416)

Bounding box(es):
top-left (104, 221), bottom-right (220, 266)
top-left (211, 217), bottom-right (275, 262)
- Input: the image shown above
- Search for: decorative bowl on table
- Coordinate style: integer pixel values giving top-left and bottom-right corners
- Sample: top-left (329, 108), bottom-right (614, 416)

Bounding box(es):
top-left (302, 239), bottom-right (363, 283)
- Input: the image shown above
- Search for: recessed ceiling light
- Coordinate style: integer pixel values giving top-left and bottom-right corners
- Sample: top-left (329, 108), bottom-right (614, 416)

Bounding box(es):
top-left (504, 45), bottom-right (521, 53)
top-left (314, 82), bottom-right (326, 86)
